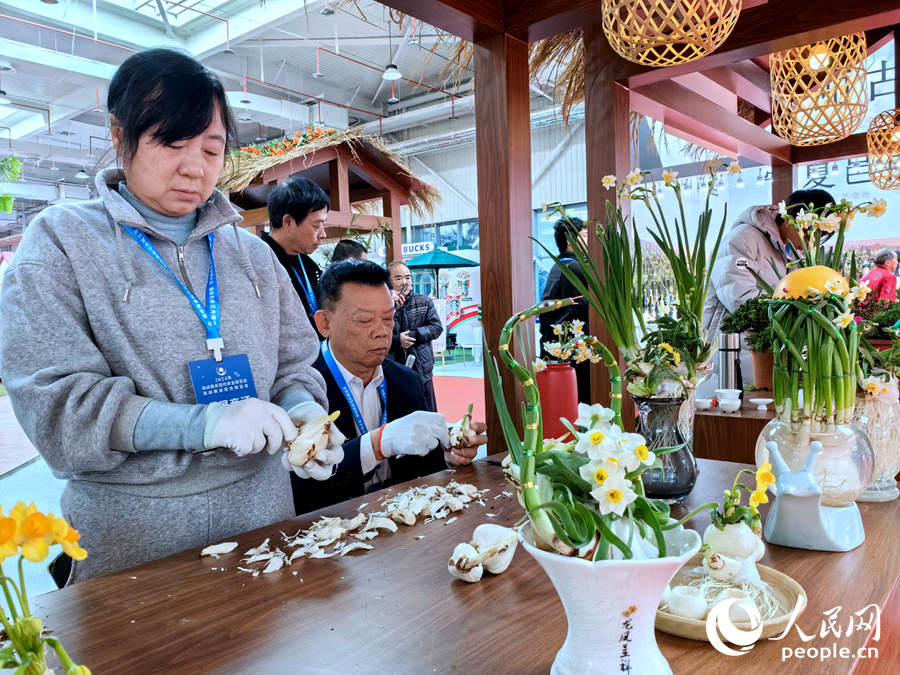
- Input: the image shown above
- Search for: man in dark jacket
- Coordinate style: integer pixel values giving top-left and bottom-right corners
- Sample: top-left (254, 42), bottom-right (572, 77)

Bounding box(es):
top-left (262, 177), bottom-right (329, 340)
top-left (288, 260), bottom-right (485, 516)
top-left (539, 216), bottom-right (590, 403)
top-left (389, 261), bottom-right (444, 412)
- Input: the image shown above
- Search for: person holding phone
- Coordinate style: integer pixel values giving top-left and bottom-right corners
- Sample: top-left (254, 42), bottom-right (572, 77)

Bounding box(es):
top-left (388, 261), bottom-right (443, 412)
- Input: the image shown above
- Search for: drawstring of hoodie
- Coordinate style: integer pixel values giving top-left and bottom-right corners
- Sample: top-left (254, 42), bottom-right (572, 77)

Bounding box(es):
top-left (232, 222), bottom-right (261, 298)
top-left (114, 221), bottom-right (138, 302)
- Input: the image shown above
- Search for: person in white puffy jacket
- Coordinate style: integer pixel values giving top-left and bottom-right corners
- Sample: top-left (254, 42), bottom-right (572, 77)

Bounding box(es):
top-left (701, 189), bottom-right (835, 391)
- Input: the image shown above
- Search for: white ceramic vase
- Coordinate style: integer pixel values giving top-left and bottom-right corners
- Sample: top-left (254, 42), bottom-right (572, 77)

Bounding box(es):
top-left (520, 523), bottom-right (701, 675)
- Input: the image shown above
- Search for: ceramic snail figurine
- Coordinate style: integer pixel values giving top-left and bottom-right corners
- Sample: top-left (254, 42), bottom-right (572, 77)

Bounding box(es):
top-left (763, 441), bottom-right (865, 552)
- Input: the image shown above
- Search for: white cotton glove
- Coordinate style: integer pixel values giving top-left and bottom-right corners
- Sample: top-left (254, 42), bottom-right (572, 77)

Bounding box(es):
top-left (379, 411), bottom-right (450, 459)
top-left (203, 398), bottom-right (298, 457)
top-left (280, 402), bottom-right (347, 481)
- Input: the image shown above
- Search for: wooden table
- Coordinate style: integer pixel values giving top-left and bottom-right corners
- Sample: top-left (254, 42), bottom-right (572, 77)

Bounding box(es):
top-left (32, 459), bottom-right (900, 674)
top-left (694, 395), bottom-right (775, 464)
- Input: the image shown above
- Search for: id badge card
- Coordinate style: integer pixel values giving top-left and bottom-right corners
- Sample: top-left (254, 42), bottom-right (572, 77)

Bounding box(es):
top-left (189, 353), bottom-right (258, 404)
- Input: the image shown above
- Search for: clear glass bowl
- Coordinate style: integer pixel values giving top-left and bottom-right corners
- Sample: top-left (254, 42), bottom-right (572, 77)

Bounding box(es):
top-left (755, 419), bottom-right (874, 507)
top-left (852, 396), bottom-right (900, 502)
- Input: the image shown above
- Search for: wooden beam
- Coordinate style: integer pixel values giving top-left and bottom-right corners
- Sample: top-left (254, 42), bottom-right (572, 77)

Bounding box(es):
top-left (617, 0), bottom-right (900, 89)
top-left (703, 61), bottom-right (772, 113)
top-left (260, 147), bottom-right (340, 185)
top-left (377, 0), bottom-right (503, 43)
top-left (791, 133), bottom-right (868, 165)
top-left (474, 32), bottom-right (533, 449)
top-left (584, 24), bottom-right (635, 432)
top-left (630, 79), bottom-right (792, 164)
top-left (237, 207), bottom-right (269, 227)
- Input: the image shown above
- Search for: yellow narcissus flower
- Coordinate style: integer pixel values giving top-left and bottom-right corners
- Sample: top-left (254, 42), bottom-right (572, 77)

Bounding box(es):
top-left (624, 169), bottom-right (642, 186)
top-left (662, 169), bottom-right (678, 185)
top-left (52, 516), bottom-right (88, 562)
top-left (12, 503), bottom-right (56, 563)
top-left (773, 266), bottom-right (849, 300)
top-left (756, 463), bottom-right (776, 491)
top-left (0, 511), bottom-right (18, 563)
top-left (749, 490), bottom-right (769, 508)
top-left (533, 358), bottom-right (548, 373)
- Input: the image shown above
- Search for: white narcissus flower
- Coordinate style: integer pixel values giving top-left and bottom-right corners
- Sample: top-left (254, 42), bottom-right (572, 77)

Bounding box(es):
top-left (662, 169), bottom-right (678, 186)
top-left (579, 458), bottom-right (622, 488)
top-left (533, 358), bottom-right (548, 373)
top-left (824, 279), bottom-right (846, 295)
top-left (728, 161), bottom-right (741, 175)
top-left (833, 309), bottom-right (854, 328)
top-left (820, 213), bottom-right (842, 233)
top-left (624, 169), bottom-right (642, 186)
top-left (854, 280), bottom-right (872, 302)
top-left (869, 198), bottom-right (887, 218)
top-left (574, 403), bottom-right (615, 430)
top-left (778, 201), bottom-right (788, 216)
top-left (592, 475), bottom-right (638, 517)
top-left (570, 319), bottom-right (585, 336)
top-left (552, 323), bottom-right (563, 335)
top-left (616, 433), bottom-right (655, 472)
top-left (602, 174), bottom-right (617, 188)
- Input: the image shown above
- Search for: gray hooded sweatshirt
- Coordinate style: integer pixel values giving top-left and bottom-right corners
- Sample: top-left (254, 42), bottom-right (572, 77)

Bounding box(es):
top-left (702, 204), bottom-right (791, 338)
top-left (0, 168), bottom-right (327, 498)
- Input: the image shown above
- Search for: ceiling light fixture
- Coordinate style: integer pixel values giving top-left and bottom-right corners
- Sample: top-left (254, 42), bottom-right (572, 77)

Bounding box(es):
top-left (382, 24), bottom-right (402, 80)
top-left (736, 174), bottom-right (744, 187)
top-left (75, 169), bottom-right (89, 179)
top-left (388, 81), bottom-right (400, 104)
top-left (320, 0), bottom-right (334, 15)
top-left (756, 169), bottom-right (764, 184)
top-left (92, 88), bottom-right (103, 114)
top-left (0, 74), bottom-right (9, 105)
top-left (50, 161), bottom-right (60, 171)
top-left (41, 0), bottom-right (60, 4)
top-left (313, 48), bottom-right (324, 78)
top-left (408, 20), bottom-right (419, 44)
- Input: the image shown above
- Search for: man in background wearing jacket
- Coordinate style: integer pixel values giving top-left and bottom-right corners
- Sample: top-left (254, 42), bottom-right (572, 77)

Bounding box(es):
top-left (389, 261), bottom-right (444, 412)
top-left (702, 188), bottom-right (835, 390)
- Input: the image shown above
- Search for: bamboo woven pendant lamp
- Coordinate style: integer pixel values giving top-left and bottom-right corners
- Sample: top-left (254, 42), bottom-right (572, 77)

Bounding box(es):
top-left (770, 33), bottom-right (868, 146)
top-left (601, 0), bottom-right (742, 67)
top-left (867, 110), bottom-right (900, 190)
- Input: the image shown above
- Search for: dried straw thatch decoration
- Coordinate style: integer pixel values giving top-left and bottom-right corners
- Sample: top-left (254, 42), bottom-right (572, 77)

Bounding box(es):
top-left (867, 109), bottom-right (900, 191)
top-left (770, 33), bottom-right (868, 146)
top-left (601, 0), bottom-right (742, 67)
top-left (529, 31), bottom-right (584, 126)
top-left (219, 127), bottom-right (441, 222)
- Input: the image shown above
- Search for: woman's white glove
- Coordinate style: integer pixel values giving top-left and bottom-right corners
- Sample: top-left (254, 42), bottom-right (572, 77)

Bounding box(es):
top-left (203, 399), bottom-right (297, 456)
top-left (379, 411), bottom-right (449, 459)
top-left (280, 402), bottom-right (346, 481)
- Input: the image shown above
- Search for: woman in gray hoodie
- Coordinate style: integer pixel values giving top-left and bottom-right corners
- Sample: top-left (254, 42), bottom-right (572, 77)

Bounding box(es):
top-left (0, 49), bottom-right (340, 582)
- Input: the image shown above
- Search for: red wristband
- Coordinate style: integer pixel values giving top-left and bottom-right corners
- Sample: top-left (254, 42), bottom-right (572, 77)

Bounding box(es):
top-left (374, 424), bottom-right (387, 461)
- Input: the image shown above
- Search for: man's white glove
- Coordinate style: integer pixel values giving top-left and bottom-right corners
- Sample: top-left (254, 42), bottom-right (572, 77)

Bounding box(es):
top-left (280, 402), bottom-right (346, 481)
top-left (379, 411), bottom-right (450, 459)
top-left (203, 399), bottom-right (297, 457)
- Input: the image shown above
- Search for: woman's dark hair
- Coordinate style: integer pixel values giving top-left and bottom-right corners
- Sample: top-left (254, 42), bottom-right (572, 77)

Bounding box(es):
top-left (267, 176), bottom-right (331, 229)
top-left (778, 189), bottom-right (836, 223)
top-left (107, 48), bottom-right (237, 163)
top-left (553, 216), bottom-right (586, 254)
top-left (320, 260), bottom-right (390, 310)
top-left (331, 239), bottom-right (368, 263)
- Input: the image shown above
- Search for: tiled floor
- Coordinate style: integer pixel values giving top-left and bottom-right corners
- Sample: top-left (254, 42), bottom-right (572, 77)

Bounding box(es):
top-left (0, 395), bottom-right (38, 476)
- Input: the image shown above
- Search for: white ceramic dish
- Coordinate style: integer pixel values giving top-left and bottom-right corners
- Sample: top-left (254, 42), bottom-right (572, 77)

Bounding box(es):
top-left (719, 400), bottom-right (741, 413)
top-left (749, 398), bottom-right (774, 411)
top-left (694, 398), bottom-right (712, 410)
top-left (714, 389), bottom-right (741, 400)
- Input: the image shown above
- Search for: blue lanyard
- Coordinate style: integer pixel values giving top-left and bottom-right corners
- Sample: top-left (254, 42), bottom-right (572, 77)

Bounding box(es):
top-left (291, 258), bottom-right (319, 313)
top-left (122, 226), bottom-right (224, 361)
top-left (321, 341), bottom-right (387, 435)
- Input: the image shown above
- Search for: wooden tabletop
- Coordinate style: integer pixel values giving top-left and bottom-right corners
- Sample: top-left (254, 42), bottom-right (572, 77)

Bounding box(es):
top-left (33, 459), bottom-right (900, 675)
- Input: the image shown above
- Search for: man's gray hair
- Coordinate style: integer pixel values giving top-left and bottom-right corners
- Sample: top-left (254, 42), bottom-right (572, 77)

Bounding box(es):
top-left (874, 247), bottom-right (897, 266)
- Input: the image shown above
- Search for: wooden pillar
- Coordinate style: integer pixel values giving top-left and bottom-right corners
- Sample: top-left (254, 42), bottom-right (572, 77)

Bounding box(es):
top-left (771, 162), bottom-right (794, 206)
top-left (381, 190), bottom-right (403, 264)
top-left (329, 156), bottom-right (349, 213)
top-left (474, 33), bottom-right (533, 449)
top-left (584, 24), bottom-right (636, 431)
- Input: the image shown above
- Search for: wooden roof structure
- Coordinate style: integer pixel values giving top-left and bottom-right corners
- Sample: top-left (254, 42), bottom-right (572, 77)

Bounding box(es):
top-left (373, 0), bottom-right (900, 440)
top-left (223, 133), bottom-right (440, 262)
